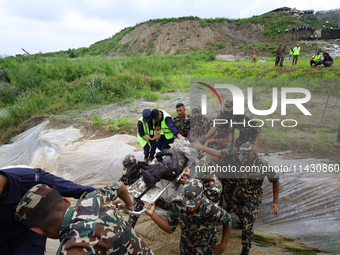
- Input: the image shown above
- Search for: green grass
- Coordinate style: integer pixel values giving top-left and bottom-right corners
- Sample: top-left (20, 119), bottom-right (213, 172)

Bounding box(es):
top-left (144, 92), bottom-right (159, 101)
top-left (90, 115), bottom-right (104, 127)
top-left (107, 117), bottom-right (135, 133)
top-left (0, 51), bottom-right (340, 143)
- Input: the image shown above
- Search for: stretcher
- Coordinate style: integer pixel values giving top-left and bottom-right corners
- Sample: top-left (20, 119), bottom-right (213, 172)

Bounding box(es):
top-left (125, 170), bottom-right (186, 215)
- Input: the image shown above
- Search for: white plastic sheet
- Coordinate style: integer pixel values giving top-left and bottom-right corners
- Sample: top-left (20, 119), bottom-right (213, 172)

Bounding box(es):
top-left (256, 153), bottom-right (340, 253)
top-left (0, 121), bottom-right (143, 187)
top-left (1, 123), bottom-right (339, 253)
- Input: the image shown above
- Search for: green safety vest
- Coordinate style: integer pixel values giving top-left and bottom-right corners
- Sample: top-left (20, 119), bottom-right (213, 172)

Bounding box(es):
top-left (160, 110), bottom-right (174, 139)
top-left (293, 47), bottom-right (300, 55)
top-left (137, 117), bottom-right (154, 147)
top-left (289, 50), bottom-right (293, 55)
top-left (311, 35), bottom-right (313, 38)
top-left (313, 54), bottom-right (321, 61)
top-left (315, 35), bottom-right (318, 38)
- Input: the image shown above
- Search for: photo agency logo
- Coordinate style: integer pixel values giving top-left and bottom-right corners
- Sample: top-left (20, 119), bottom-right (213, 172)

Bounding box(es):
top-left (195, 81), bottom-right (312, 128)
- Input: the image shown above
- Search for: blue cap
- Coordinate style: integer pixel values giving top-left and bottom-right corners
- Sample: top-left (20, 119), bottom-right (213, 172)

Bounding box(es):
top-left (142, 109), bottom-right (152, 123)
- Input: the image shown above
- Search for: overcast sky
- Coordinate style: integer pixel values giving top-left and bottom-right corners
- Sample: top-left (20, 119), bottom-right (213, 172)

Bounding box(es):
top-left (1, 0), bottom-right (339, 56)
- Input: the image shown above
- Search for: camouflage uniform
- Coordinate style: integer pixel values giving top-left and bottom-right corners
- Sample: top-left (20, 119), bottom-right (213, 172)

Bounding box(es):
top-left (190, 106), bottom-right (214, 139)
top-left (172, 114), bottom-right (191, 138)
top-left (119, 154), bottom-right (146, 227)
top-left (216, 98), bottom-right (233, 135)
top-left (219, 143), bottom-right (242, 213)
top-left (229, 114), bottom-right (261, 149)
top-left (195, 158), bottom-right (222, 203)
top-left (233, 143), bottom-right (279, 252)
top-left (275, 47), bottom-right (282, 66)
top-left (15, 184), bottom-right (154, 255)
top-left (168, 180), bottom-right (231, 255)
top-left (280, 46), bottom-right (286, 66)
top-left (202, 178), bottom-right (222, 204)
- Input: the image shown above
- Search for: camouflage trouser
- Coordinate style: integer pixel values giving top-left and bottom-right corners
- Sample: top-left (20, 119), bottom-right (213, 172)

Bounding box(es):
top-left (220, 179), bottom-right (238, 213)
top-left (128, 198), bottom-right (171, 227)
top-left (275, 56), bottom-right (280, 66)
top-left (279, 55), bottom-right (285, 66)
top-left (180, 234), bottom-right (217, 255)
top-left (233, 196), bottom-right (261, 250)
top-left (338, 123), bottom-right (340, 133)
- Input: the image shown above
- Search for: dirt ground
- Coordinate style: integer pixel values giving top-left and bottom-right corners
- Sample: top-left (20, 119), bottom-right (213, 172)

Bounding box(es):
top-left (26, 88), bottom-right (340, 164)
top-left (108, 20), bottom-right (267, 56)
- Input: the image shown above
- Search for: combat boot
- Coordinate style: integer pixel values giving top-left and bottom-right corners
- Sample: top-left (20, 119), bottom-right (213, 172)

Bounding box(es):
top-left (334, 134), bottom-right (340, 147)
top-left (240, 247), bottom-right (250, 255)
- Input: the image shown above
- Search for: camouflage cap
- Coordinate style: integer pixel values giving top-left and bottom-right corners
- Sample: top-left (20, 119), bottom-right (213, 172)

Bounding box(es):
top-left (196, 156), bottom-right (214, 176)
top-left (224, 97), bottom-right (233, 108)
top-left (122, 154), bottom-right (136, 169)
top-left (239, 142), bottom-right (255, 163)
top-left (182, 179), bottom-right (203, 207)
top-left (192, 106), bottom-right (201, 117)
top-left (15, 184), bottom-right (55, 222)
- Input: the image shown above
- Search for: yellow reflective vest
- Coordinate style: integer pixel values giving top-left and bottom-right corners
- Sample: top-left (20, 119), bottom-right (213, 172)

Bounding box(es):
top-left (313, 54), bottom-right (321, 61)
top-left (137, 117), bottom-right (155, 147)
top-left (160, 111), bottom-right (174, 139)
top-left (293, 47), bottom-right (300, 55)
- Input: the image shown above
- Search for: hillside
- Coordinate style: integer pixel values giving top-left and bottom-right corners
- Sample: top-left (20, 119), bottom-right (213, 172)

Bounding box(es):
top-left (89, 13), bottom-right (328, 57)
top-left (36, 11), bottom-right (337, 58)
top-left (105, 20), bottom-right (266, 56)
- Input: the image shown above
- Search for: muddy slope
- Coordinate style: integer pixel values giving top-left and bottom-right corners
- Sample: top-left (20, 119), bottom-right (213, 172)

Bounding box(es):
top-left (107, 20), bottom-right (266, 56)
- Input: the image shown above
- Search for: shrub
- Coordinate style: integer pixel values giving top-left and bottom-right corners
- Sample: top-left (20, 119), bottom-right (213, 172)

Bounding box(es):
top-left (144, 92), bottom-right (159, 101)
top-left (216, 43), bottom-right (225, 49)
top-left (90, 115), bottom-right (103, 127)
top-left (0, 82), bottom-right (19, 106)
top-left (149, 77), bottom-right (165, 90)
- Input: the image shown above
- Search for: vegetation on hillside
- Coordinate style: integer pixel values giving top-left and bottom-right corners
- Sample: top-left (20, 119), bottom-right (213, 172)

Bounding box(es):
top-left (19, 11), bottom-right (334, 58)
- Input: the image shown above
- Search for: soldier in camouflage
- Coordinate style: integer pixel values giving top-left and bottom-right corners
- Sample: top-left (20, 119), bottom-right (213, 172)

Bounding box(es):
top-left (15, 183), bottom-right (154, 255)
top-left (195, 166), bottom-right (222, 204)
top-left (228, 114), bottom-right (262, 153)
top-left (275, 44), bottom-right (282, 66)
top-left (189, 106), bottom-right (213, 144)
top-left (205, 97), bottom-right (234, 146)
top-left (144, 179), bottom-right (232, 255)
top-left (219, 142), bottom-right (242, 213)
top-left (190, 132), bottom-right (239, 213)
top-left (118, 154), bottom-right (149, 227)
top-left (172, 103), bottom-right (191, 138)
top-left (233, 142), bottom-right (280, 255)
top-left (279, 44), bottom-right (287, 67)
